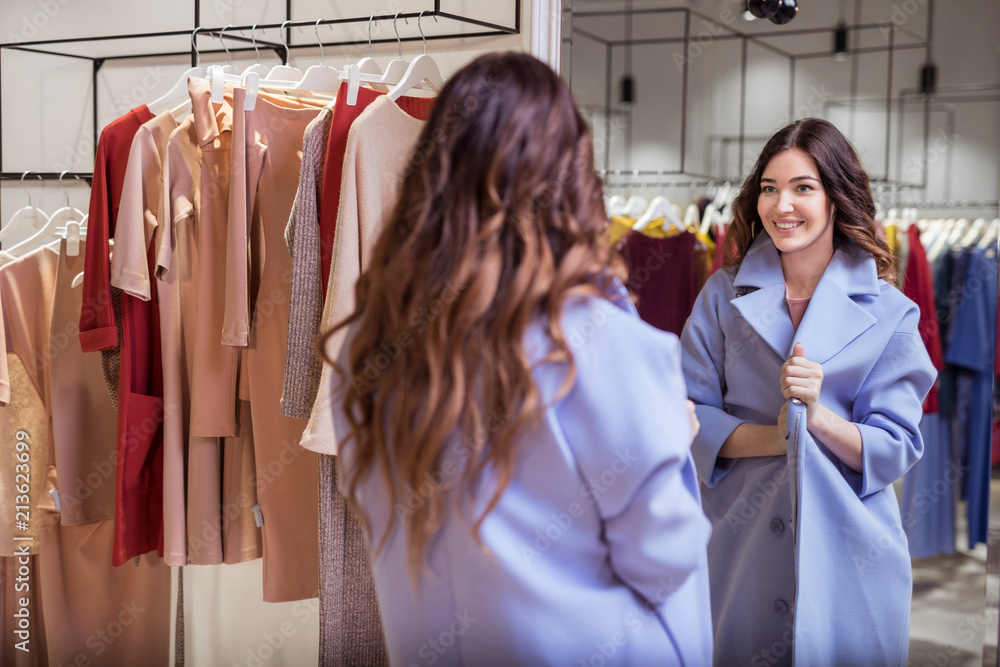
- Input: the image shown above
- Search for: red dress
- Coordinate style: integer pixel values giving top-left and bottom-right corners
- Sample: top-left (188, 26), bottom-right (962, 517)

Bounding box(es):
top-left (78, 106), bottom-right (164, 565)
top-left (902, 224), bottom-right (944, 413)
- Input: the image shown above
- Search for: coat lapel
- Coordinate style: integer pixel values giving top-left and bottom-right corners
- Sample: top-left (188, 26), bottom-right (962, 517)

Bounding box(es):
top-left (732, 234), bottom-right (880, 363)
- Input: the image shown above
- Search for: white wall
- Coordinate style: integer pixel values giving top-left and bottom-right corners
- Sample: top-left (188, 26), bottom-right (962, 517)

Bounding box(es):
top-left (566, 0), bottom-right (1000, 215)
top-left (0, 0), bottom-right (533, 243)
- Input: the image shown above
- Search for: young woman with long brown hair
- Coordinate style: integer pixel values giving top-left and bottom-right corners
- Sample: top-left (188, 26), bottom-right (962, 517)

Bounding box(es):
top-left (325, 52), bottom-right (712, 665)
top-left (681, 118), bottom-right (935, 665)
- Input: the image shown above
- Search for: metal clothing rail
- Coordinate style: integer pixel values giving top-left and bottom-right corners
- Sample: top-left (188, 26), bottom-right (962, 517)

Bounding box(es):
top-left (883, 200), bottom-right (1000, 211)
top-left (0, 0), bottom-right (520, 181)
top-left (567, 1), bottom-right (936, 188)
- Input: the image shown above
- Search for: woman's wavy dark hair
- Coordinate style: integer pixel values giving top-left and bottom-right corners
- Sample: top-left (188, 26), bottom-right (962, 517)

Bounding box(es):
top-left (322, 51), bottom-right (624, 580)
top-left (723, 117), bottom-right (895, 282)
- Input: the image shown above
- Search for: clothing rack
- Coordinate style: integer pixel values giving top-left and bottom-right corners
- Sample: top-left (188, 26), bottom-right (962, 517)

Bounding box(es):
top-left (0, 1), bottom-right (520, 183)
top-left (884, 200), bottom-right (1000, 211)
top-left (567, 1), bottom-right (934, 189)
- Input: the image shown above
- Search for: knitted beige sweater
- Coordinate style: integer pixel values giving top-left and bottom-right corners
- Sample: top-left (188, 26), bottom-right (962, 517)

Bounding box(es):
top-left (299, 96), bottom-right (426, 455)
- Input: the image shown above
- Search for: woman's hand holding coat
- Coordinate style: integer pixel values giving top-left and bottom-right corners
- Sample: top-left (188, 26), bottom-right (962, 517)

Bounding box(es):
top-left (780, 342), bottom-right (864, 472)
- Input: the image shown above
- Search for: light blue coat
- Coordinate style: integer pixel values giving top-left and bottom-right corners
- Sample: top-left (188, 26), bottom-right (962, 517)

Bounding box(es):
top-left (333, 294), bottom-right (713, 666)
top-left (681, 233), bottom-right (936, 666)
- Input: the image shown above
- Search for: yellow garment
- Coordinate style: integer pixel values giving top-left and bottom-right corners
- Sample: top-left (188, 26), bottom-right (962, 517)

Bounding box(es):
top-left (696, 232), bottom-right (716, 277)
top-left (885, 223), bottom-right (898, 257)
top-left (609, 215), bottom-right (636, 245)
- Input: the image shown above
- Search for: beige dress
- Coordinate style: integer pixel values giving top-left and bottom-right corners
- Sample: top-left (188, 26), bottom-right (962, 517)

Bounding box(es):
top-left (224, 87), bottom-right (324, 603)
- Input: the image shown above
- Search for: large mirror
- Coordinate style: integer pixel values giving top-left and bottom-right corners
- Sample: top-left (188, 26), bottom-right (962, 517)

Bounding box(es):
top-left (562, 0), bottom-right (1000, 663)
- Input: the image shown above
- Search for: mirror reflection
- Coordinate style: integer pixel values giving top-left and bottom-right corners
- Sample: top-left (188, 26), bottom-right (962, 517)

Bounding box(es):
top-left (563, 0), bottom-right (1000, 663)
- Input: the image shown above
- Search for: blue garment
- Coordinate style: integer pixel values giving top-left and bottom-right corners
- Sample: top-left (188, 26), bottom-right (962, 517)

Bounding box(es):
top-left (902, 413), bottom-right (956, 557)
top-left (333, 294), bottom-right (713, 666)
top-left (944, 246), bottom-right (998, 549)
top-left (681, 234), bottom-right (936, 666)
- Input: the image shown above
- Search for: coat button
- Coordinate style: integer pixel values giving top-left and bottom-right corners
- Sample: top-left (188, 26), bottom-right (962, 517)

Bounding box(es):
top-left (774, 600), bottom-right (789, 616)
top-left (770, 518), bottom-right (785, 534)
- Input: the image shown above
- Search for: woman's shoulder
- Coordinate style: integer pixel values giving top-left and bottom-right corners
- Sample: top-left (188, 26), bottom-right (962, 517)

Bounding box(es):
top-left (866, 279), bottom-right (921, 334)
top-left (525, 296), bottom-right (682, 397)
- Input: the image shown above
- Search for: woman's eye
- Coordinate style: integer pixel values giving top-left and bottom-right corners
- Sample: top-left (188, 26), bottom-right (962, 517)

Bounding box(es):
top-left (797, 184), bottom-right (813, 192)
top-left (761, 185), bottom-right (776, 193)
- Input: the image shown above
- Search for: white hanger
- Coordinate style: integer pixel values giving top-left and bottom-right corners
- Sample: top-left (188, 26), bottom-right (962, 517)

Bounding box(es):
top-left (607, 195), bottom-right (626, 216)
top-left (961, 217), bottom-right (988, 247)
top-left (387, 12), bottom-right (444, 101)
top-left (209, 26), bottom-right (245, 103)
top-left (241, 24), bottom-right (270, 79)
top-left (343, 14), bottom-right (411, 106)
top-left (264, 20), bottom-right (304, 82)
top-left (0, 172), bottom-right (49, 245)
top-left (146, 28), bottom-right (207, 114)
top-left (294, 19), bottom-right (342, 92)
top-left (633, 196), bottom-right (686, 232)
top-left (8, 174), bottom-right (87, 255)
top-left (56, 219), bottom-right (87, 257)
top-left (621, 196), bottom-right (647, 219)
top-left (355, 16), bottom-right (388, 92)
top-left (977, 218), bottom-right (1000, 250)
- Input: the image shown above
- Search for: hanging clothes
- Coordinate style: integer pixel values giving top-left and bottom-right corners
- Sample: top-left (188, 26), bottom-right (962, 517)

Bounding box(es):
top-left (1, 241), bottom-right (172, 665)
top-left (316, 84), bottom-right (435, 301)
top-left (78, 105), bottom-right (155, 353)
top-left (282, 107), bottom-right (332, 419)
top-left (0, 251), bottom-right (47, 555)
top-left (302, 94), bottom-right (429, 456)
top-left (620, 228), bottom-right (704, 336)
top-left (944, 245), bottom-right (998, 549)
top-left (109, 109), bottom-right (180, 566)
top-left (301, 94), bottom-right (432, 666)
top-left (900, 223), bottom-right (953, 558)
top-left (223, 87), bottom-right (325, 603)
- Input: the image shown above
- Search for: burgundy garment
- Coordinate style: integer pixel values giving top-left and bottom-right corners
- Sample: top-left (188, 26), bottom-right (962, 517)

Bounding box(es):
top-left (113, 239), bottom-right (164, 565)
top-left (902, 224), bottom-right (943, 414)
top-left (621, 230), bottom-right (700, 336)
top-left (78, 106), bottom-right (154, 352)
top-left (318, 83), bottom-right (435, 298)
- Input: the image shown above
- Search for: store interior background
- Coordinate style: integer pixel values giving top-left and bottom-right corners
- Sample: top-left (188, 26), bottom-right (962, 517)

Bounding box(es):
top-left (0, 0), bottom-right (998, 664)
top-left (561, 0), bottom-right (1000, 665)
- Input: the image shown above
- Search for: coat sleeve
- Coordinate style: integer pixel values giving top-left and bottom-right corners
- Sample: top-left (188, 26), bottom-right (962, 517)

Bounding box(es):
top-left (553, 304), bottom-right (711, 608)
top-left (853, 306), bottom-right (936, 497)
top-left (680, 277), bottom-right (746, 486)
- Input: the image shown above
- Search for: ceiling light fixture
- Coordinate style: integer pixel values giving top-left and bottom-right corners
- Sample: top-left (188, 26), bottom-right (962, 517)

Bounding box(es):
top-left (833, 23), bottom-right (848, 62)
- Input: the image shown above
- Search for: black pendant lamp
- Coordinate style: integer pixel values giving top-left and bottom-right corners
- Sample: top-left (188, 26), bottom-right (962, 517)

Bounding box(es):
top-left (746, 0), bottom-right (798, 25)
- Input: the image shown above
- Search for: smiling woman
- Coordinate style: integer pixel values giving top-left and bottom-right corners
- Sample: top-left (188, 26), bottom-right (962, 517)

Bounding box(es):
top-left (681, 117), bottom-right (936, 665)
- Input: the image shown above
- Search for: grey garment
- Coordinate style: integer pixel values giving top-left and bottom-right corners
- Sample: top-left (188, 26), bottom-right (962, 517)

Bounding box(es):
top-left (319, 453), bottom-right (389, 667)
top-left (282, 108), bottom-right (333, 419)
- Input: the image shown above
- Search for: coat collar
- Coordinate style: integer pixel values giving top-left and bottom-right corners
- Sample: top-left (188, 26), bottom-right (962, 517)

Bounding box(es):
top-left (188, 77), bottom-right (233, 148)
top-left (730, 233), bottom-right (880, 363)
